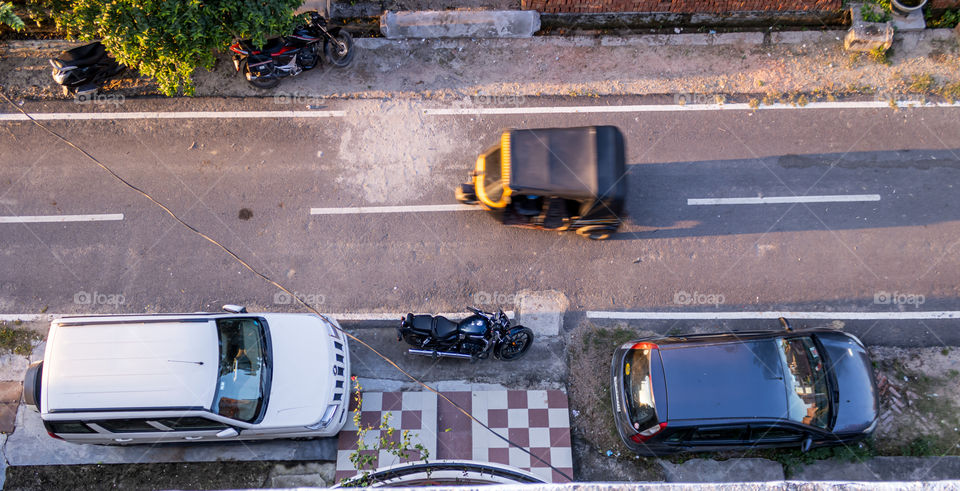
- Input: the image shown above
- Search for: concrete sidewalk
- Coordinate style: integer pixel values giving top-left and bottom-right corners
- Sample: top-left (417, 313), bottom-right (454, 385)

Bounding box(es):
top-left (1, 28), bottom-right (957, 103)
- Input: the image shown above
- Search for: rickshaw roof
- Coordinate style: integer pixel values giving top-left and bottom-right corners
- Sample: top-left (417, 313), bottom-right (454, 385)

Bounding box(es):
top-left (507, 126), bottom-right (626, 202)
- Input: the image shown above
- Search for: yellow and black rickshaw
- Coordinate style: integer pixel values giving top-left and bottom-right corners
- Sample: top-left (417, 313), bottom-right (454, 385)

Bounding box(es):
top-left (455, 126), bottom-right (626, 240)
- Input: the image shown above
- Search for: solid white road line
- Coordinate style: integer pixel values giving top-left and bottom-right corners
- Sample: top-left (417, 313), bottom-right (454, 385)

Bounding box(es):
top-left (0, 213), bottom-right (124, 223)
top-left (587, 311), bottom-right (960, 320)
top-left (0, 311), bottom-right (515, 322)
top-left (424, 100), bottom-right (960, 115)
top-left (310, 204), bottom-right (478, 215)
top-left (687, 194), bottom-right (881, 205)
top-left (0, 110), bottom-right (345, 122)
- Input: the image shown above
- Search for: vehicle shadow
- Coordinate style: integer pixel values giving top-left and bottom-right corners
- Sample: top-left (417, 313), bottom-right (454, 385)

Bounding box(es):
top-left (608, 148), bottom-right (960, 241)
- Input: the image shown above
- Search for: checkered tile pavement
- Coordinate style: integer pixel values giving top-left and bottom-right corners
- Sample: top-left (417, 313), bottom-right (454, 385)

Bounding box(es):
top-left (335, 389), bottom-right (573, 483)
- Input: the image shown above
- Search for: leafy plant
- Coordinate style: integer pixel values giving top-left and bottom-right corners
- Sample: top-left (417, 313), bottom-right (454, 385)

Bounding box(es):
top-left (927, 9), bottom-right (960, 28)
top-left (31, 0), bottom-right (303, 96)
top-left (340, 377), bottom-right (430, 487)
top-left (861, 3), bottom-right (891, 23)
top-left (0, 1), bottom-right (25, 30)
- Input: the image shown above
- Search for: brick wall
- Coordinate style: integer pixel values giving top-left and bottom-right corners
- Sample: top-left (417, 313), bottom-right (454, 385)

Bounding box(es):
top-left (522, 0), bottom-right (843, 13)
top-left (930, 0), bottom-right (960, 9)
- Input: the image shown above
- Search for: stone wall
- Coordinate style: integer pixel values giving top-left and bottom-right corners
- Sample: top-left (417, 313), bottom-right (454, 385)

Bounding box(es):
top-left (522, 0), bottom-right (843, 13)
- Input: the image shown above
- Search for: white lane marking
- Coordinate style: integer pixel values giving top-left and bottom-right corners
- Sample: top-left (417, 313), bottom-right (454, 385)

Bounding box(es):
top-left (424, 100), bottom-right (960, 115)
top-left (587, 311), bottom-right (960, 320)
top-left (687, 194), bottom-right (881, 205)
top-left (0, 213), bottom-right (124, 223)
top-left (0, 111), bottom-right (345, 122)
top-left (311, 204), bottom-right (478, 215)
top-left (0, 311), bottom-right (515, 322)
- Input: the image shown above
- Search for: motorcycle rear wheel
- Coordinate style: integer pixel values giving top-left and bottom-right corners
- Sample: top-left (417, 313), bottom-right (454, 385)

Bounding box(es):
top-left (242, 60), bottom-right (281, 89)
top-left (496, 327), bottom-right (533, 361)
top-left (324, 31), bottom-right (355, 67)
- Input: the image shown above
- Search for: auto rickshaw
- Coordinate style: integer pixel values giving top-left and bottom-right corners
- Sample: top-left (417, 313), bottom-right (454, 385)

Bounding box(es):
top-left (455, 126), bottom-right (626, 240)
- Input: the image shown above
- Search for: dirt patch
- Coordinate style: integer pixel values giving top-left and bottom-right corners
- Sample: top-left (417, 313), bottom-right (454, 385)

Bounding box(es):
top-left (4, 461), bottom-right (276, 490)
top-left (869, 346), bottom-right (960, 456)
top-left (2, 30), bottom-right (959, 104)
top-left (567, 321), bottom-right (663, 481)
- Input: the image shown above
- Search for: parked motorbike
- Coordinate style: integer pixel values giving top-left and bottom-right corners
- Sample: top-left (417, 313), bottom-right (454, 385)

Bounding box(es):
top-left (397, 308), bottom-right (534, 362)
top-left (49, 41), bottom-right (125, 98)
top-left (228, 11), bottom-right (354, 89)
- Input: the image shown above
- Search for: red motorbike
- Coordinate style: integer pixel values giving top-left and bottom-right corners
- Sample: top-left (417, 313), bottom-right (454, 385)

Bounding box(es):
top-left (229, 11), bottom-right (354, 89)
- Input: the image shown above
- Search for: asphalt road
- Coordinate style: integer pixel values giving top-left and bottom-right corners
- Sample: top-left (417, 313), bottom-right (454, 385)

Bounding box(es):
top-left (1, 96), bottom-right (959, 346)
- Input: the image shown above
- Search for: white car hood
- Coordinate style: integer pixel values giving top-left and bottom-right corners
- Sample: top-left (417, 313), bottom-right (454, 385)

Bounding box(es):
top-left (258, 314), bottom-right (337, 427)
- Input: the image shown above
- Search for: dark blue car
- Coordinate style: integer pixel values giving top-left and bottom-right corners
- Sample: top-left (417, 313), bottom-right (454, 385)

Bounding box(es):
top-left (610, 323), bottom-right (878, 456)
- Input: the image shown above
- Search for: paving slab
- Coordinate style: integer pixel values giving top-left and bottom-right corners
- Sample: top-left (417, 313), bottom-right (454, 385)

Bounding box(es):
top-left (659, 457), bottom-right (784, 482)
top-left (517, 290), bottom-right (567, 337)
top-left (5, 406), bottom-right (337, 466)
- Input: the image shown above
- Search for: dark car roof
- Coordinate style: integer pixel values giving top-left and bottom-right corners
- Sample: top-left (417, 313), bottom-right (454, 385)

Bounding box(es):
top-left (508, 126), bottom-right (625, 201)
top-left (659, 339), bottom-right (790, 422)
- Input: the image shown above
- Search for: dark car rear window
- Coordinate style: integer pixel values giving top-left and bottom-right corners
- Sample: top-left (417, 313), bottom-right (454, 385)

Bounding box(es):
top-left (623, 346), bottom-right (659, 430)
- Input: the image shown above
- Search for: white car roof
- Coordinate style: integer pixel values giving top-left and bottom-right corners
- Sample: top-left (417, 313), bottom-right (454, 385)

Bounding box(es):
top-left (43, 317), bottom-right (219, 413)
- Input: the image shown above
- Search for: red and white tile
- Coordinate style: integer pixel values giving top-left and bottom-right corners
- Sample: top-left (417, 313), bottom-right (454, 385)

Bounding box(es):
top-left (335, 389), bottom-right (572, 483)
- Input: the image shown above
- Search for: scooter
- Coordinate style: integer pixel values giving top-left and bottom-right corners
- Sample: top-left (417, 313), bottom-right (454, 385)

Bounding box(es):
top-left (49, 41), bottom-right (125, 98)
top-left (397, 308), bottom-right (534, 362)
top-left (228, 11), bottom-right (354, 89)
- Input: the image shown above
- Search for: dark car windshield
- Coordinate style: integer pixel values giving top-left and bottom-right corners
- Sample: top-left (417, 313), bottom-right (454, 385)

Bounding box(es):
top-left (779, 336), bottom-right (831, 428)
top-left (213, 318), bottom-right (270, 423)
top-left (623, 347), bottom-right (658, 429)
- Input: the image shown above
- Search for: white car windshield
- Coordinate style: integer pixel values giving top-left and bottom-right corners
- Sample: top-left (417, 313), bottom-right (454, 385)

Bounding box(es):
top-left (213, 318), bottom-right (270, 423)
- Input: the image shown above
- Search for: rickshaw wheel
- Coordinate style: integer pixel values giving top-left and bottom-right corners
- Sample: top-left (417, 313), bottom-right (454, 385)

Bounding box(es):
top-left (576, 225), bottom-right (612, 240)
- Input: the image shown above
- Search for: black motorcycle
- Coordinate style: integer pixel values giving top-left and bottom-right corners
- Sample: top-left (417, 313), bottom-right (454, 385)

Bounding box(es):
top-left (397, 308), bottom-right (534, 362)
top-left (228, 11), bottom-right (354, 89)
top-left (49, 41), bottom-right (125, 98)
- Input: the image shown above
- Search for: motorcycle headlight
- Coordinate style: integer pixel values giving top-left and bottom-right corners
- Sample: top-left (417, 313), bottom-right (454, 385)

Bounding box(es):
top-left (306, 404), bottom-right (339, 430)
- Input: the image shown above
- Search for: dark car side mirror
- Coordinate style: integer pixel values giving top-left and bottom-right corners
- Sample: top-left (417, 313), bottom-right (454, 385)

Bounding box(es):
top-left (801, 435), bottom-right (813, 452)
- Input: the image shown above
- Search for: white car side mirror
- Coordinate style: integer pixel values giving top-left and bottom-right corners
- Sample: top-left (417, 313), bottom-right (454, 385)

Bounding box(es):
top-left (216, 428), bottom-right (239, 438)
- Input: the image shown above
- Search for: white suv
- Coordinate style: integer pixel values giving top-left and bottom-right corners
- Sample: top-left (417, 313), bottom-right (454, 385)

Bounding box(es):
top-left (23, 306), bottom-right (350, 445)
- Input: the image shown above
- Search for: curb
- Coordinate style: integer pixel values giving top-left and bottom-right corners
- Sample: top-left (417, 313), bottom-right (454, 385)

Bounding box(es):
top-left (379, 10), bottom-right (540, 39)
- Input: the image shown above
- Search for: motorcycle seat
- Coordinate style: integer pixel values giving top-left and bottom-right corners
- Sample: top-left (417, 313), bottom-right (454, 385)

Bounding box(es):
top-left (405, 314), bottom-right (433, 334)
top-left (239, 37), bottom-right (287, 55)
top-left (432, 316), bottom-right (459, 339)
top-left (52, 42), bottom-right (106, 68)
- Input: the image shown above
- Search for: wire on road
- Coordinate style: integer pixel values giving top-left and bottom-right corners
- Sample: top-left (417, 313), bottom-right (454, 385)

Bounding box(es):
top-left (0, 91), bottom-right (571, 482)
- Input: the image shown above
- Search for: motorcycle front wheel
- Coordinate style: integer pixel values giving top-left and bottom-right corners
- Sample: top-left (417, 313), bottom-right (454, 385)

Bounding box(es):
top-left (242, 60), bottom-right (281, 89)
top-left (496, 327), bottom-right (533, 361)
top-left (324, 31), bottom-right (355, 67)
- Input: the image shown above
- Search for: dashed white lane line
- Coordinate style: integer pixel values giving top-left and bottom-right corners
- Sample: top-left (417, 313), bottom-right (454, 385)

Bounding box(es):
top-left (310, 204), bottom-right (478, 215)
top-left (423, 100), bottom-right (960, 115)
top-left (0, 311), bottom-right (515, 323)
top-left (0, 110), bottom-right (345, 122)
top-left (0, 213), bottom-right (124, 223)
top-left (587, 311), bottom-right (960, 320)
top-left (687, 194), bottom-right (881, 205)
